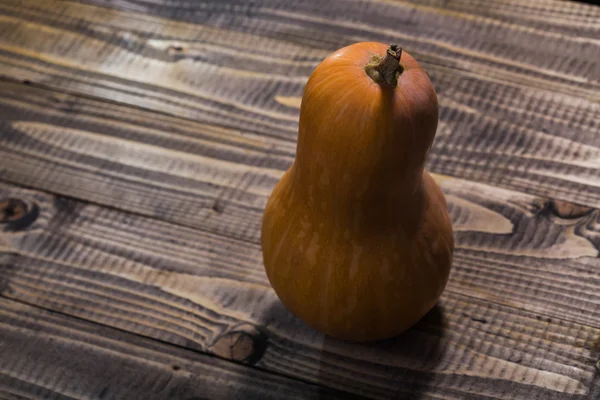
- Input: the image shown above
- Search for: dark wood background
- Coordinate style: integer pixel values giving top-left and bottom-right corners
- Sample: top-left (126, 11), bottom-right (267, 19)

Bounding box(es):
top-left (0, 0), bottom-right (599, 399)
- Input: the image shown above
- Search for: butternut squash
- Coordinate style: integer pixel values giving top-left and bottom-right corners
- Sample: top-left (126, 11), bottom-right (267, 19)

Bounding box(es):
top-left (261, 42), bottom-right (454, 341)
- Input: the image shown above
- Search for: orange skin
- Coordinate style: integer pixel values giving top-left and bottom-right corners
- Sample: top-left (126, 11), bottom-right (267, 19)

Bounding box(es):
top-left (261, 42), bottom-right (454, 342)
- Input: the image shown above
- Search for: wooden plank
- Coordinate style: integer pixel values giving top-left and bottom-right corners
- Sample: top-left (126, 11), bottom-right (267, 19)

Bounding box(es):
top-left (0, 81), bottom-right (599, 246)
top-left (0, 297), bottom-right (353, 400)
top-left (398, 0), bottom-right (600, 37)
top-left (2, 0), bottom-right (597, 96)
top-left (0, 81), bottom-right (286, 243)
top-left (0, 80), bottom-right (599, 325)
top-left (1, 182), bottom-right (599, 399)
top-left (0, 1), bottom-right (598, 206)
top-left (77, 0), bottom-right (600, 57)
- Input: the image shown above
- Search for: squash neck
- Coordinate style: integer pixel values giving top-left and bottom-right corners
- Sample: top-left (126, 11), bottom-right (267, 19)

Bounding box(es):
top-left (291, 162), bottom-right (425, 212)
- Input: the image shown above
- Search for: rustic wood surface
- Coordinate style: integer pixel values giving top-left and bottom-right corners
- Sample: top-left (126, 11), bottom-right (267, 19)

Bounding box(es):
top-left (0, 0), bottom-right (598, 207)
top-left (0, 0), bottom-right (599, 398)
top-left (0, 297), bottom-right (352, 400)
top-left (0, 179), bottom-right (599, 399)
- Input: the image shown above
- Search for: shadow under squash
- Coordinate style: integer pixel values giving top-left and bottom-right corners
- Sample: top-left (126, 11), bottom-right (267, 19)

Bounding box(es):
top-left (258, 300), bottom-right (448, 400)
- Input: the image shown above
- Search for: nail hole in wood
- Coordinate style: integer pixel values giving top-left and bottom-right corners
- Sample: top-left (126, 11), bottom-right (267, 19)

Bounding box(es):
top-left (212, 201), bottom-right (224, 213)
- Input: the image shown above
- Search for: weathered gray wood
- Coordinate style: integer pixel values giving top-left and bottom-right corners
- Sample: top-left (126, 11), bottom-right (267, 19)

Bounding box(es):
top-left (0, 81), bottom-right (286, 243)
top-left (74, 0), bottom-right (600, 73)
top-left (0, 0), bottom-right (599, 398)
top-left (0, 81), bottom-right (599, 324)
top-left (400, 0), bottom-right (600, 37)
top-left (0, 0), bottom-right (598, 206)
top-left (1, 81), bottom-right (599, 246)
top-left (0, 297), bottom-right (354, 400)
top-left (1, 182), bottom-right (599, 399)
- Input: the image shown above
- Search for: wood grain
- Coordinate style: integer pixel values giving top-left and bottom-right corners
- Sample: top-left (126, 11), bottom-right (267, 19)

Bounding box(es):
top-left (398, 0), bottom-right (600, 37)
top-left (0, 81), bottom-right (287, 243)
top-left (0, 0), bottom-right (598, 207)
top-left (1, 1), bottom-right (599, 398)
top-left (0, 297), bottom-right (353, 400)
top-left (0, 81), bottom-right (598, 244)
top-left (1, 182), bottom-right (599, 399)
top-left (0, 81), bottom-right (599, 325)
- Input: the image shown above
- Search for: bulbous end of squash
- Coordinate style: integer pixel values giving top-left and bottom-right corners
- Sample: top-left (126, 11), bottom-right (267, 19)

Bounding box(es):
top-left (261, 169), bottom-right (454, 342)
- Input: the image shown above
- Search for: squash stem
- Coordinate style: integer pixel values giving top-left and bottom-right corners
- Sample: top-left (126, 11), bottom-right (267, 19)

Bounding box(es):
top-left (365, 44), bottom-right (403, 87)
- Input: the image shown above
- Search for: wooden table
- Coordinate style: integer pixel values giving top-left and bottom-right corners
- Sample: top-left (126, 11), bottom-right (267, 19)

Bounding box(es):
top-left (0, 0), bottom-right (599, 398)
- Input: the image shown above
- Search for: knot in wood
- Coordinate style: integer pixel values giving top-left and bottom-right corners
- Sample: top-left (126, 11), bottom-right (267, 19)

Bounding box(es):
top-left (0, 198), bottom-right (38, 231)
top-left (0, 198), bottom-right (27, 223)
top-left (210, 325), bottom-right (268, 365)
top-left (550, 199), bottom-right (593, 219)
